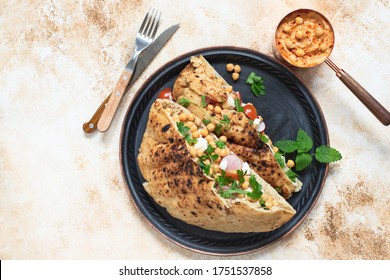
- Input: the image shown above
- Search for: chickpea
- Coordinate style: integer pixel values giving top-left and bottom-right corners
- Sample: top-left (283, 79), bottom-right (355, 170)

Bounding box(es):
top-left (186, 121), bottom-right (194, 127)
top-left (189, 147), bottom-right (197, 157)
top-left (207, 104), bottom-right (214, 111)
top-left (295, 16), bottom-right (304, 25)
top-left (192, 131), bottom-right (200, 139)
top-left (241, 181), bottom-right (250, 190)
top-left (285, 39), bottom-right (294, 49)
top-left (225, 85), bottom-right (233, 93)
top-left (209, 141), bottom-right (216, 148)
top-left (219, 149), bottom-right (228, 157)
top-left (200, 128), bottom-right (209, 137)
top-left (197, 150), bottom-right (204, 157)
top-left (295, 30), bottom-right (304, 40)
top-left (190, 124), bottom-right (198, 132)
top-left (319, 43), bottom-right (327, 52)
top-left (214, 105), bottom-right (222, 114)
top-left (283, 25), bottom-right (291, 33)
top-left (272, 146), bottom-right (279, 153)
top-left (213, 163), bottom-right (220, 173)
top-left (315, 28), bottom-right (324, 37)
top-left (205, 135), bottom-right (214, 142)
top-left (206, 123), bottom-right (215, 132)
top-left (233, 65), bottom-right (241, 73)
top-left (265, 201), bottom-right (273, 209)
top-left (232, 72), bottom-right (240, 81)
top-left (287, 159), bottom-right (295, 168)
top-left (194, 118), bottom-right (202, 127)
top-left (226, 63), bottom-right (234, 72)
top-left (179, 113), bottom-right (187, 122)
top-left (295, 48), bottom-right (305, 57)
top-left (187, 113), bottom-right (195, 121)
top-left (219, 135), bottom-right (227, 142)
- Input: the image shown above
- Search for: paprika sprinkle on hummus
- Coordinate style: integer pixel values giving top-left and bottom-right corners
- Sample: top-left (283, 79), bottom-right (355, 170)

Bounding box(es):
top-left (275, 9), bottom-right (335, 67)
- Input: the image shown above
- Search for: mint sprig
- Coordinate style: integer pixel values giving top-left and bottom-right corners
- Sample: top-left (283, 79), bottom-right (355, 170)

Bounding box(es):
top-left (274, 129), bottom-right (342, 171)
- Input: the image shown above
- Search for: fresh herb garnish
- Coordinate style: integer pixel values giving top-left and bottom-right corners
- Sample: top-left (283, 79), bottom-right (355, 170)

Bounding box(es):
top-left (274, 151), bottom-right (285, 168)
top-left (246, 175), bottom-right (263, 200)
top-left (246, 72), bottom-right (266, 96)
top-left (214, 124), bottom-right (223, 135)
top-left (178, 98), bottom-right (191, 107)
top-left (234, 98), bottom-right (244, 112)
top-left (201, 95), bottom-right (207, 107)
top-left (259, 133), bottom-right (269, 144)
top-left (274, 129), bottom-right (342, 171)
top-left (202, 118), bottom-right (211, 125)
top-left (220, 114), bottom-right (230, 129)
top-left (215, 140), bottom-right (226, 149)
top-left (176, 122), bottom-right (197, 144)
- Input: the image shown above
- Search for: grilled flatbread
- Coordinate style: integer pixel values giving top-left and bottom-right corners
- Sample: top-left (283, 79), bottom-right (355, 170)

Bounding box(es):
top-left (172, 55), bottom-right (302, 198)
top-left (137, 99), bottom-right (295, 233)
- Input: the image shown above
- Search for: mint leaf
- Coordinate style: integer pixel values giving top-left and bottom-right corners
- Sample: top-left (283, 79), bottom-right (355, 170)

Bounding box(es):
top-left (296, 129), bottom-right (313, 153)
top-left (295, 153), bottom-right (312, 171)
top-left (315, 145), bottom-right (342, 163)
top-left (274, 139), bottom-right (298, 153)
top-left (274, 151), bottom-right (285, 168)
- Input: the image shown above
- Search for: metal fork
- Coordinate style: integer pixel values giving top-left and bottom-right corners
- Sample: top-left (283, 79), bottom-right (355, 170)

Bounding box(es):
top-left (97, 8), bottom-right (161, 132)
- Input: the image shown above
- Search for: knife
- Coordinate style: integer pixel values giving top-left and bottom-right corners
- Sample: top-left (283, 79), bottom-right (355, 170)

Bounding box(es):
top-left (82, 23), bottom-right (180, 134)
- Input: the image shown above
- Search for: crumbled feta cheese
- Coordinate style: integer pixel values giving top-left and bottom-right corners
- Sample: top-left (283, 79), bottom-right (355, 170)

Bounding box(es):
top-left (194, 137), bottom-right (207, 151)
top-left (242, 162), bottom-right (251, 174)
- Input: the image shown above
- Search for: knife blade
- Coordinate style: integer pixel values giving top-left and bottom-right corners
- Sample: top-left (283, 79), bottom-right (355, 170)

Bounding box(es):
top-left (82, 23), bottom-right (180, 134)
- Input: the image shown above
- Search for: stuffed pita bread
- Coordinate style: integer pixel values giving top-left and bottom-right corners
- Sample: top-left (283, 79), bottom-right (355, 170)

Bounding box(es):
top-left (172, 55), bottom-right (302, 199)
top-left (137, 98), bottom-right (295, 233)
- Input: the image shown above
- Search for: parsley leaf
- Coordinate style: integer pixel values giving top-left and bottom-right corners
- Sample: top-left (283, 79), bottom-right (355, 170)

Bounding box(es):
top-left (176, 122), bottom-right (190, 136)
top-left (274, 151), bottom-right (285, 168)
top-left (315, 145), bottom-right (342, 163)
top-left (215, 140), bottom-right (226, 149)
top-left (246, 175), bottom-right (263, 199)
top-left (202, 118), bottom-right (211, 125)
top-left (234, 98), bottom-right (244, 112)
top-left (259, 133), bottom-right (269, 143)
top-left (178, 98), bottom-right (191, 107)
top-left (176, 122), bottom-right (197, 144)
top-left (285, 169), bottom-right (299, 181)
top-left (220, 114), bottom-right (230, 129)
top-left (201, 95), bottom-right (207, 107)
top-left (246, 72), bottom-right (266, 96)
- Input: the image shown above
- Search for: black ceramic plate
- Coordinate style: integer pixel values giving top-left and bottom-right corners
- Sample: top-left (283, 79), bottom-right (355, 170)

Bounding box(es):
top-left (120, 46), bottom-right (329, 255)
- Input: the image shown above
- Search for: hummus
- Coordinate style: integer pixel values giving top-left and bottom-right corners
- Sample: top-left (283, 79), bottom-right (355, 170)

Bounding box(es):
top-left (275, 10), bottom-right (334, 67)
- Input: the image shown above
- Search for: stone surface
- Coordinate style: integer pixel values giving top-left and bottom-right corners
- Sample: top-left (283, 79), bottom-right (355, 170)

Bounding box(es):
top-left (1, 0), bottom-right (389, 259)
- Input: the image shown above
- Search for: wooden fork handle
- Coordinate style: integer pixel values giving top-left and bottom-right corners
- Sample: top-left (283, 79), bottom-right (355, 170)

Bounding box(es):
top-left (337, 69), bottom-right (390, 126)
top-left (97, 69), bottom-right (133, 132)
top-left (82, 94), bottom-right (111, 134)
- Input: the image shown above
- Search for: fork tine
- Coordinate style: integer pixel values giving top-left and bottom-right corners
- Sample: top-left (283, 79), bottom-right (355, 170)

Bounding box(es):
top-left (138, 7), bottom-right (151, 34)
top-left (149, 10), bottom-right (161, 39)
top-left (141, 8), bottom-right (155, 36)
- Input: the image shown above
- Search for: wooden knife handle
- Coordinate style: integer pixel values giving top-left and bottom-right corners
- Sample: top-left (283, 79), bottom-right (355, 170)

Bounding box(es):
top-left (337, 69), bottom-right (390, 126)
top-left (97, 69), bottom-right (133, 132)
top-left (82, 94), bottom-right (111, 134)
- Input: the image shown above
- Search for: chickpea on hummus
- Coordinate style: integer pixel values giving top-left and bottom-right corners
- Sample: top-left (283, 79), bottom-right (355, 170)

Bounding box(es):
top-left (275, 9), bottom-right (334, 67)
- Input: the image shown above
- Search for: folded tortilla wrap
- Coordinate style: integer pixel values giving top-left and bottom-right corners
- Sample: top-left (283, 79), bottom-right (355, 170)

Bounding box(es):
top-left (172, 55), bottom-right (302, 198)
top-left (137, 99), bottom-right (296, 233)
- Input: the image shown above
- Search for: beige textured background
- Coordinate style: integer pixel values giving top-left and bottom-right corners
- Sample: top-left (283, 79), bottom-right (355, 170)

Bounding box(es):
top-left (1, 0), bottom-right (389, 259)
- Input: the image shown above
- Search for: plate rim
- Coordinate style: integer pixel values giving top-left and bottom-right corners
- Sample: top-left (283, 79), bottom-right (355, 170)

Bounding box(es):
top-left (119, 46), bottom-right (329, 256)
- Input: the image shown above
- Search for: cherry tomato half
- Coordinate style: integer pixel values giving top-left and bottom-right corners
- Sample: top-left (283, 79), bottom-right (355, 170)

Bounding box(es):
top-left (158, 88), bottom-right (172, 100)
top-left (243, 103), bottom-right (258, 120)
top-left (225, 170), bottom-right (240, 180)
